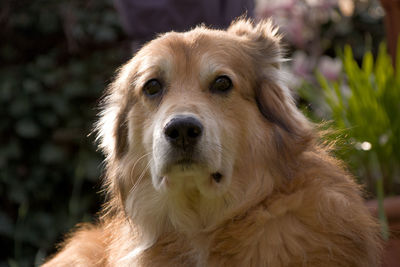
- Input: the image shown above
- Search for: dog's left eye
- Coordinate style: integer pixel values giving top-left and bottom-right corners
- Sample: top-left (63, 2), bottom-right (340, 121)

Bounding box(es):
top-left (210, 75), bottom-right (233, 93)
top-left (143, 79), bottom-right (163, 97)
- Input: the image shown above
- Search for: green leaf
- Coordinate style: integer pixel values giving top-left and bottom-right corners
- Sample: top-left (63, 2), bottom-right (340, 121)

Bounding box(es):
top-left (362, 51), bottom-right (373, 77)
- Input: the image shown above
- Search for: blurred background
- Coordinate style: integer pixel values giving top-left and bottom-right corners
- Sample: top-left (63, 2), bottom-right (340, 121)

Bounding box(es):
top-left (0, 0), bottom-right (399, 266)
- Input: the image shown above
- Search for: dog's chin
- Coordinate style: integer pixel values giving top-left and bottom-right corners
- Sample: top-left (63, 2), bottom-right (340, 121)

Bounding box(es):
top-left (151, 161), bottom-right (230, 198)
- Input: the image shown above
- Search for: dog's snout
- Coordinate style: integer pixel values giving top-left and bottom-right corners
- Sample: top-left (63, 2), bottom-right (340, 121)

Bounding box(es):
top-left (164, 116), bottom-right (203, 149)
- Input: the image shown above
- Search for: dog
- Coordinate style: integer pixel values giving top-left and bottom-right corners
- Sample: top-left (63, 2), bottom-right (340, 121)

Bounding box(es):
top-left (43, 19), bottom-right (382, 266)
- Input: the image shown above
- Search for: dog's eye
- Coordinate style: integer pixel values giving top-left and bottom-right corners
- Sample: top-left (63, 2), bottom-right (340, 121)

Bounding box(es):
top-left (143, 79), bottom-right (163, 96)
top-left (210, 76), bottom-right (232, 93)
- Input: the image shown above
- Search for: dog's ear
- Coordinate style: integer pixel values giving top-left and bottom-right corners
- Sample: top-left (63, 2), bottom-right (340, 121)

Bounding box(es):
top-left (256, 81), bottom-right (313, 157)
top-left (228, 18), bottom-right (282, 68)
top-left (229, 19), bottom-right (313, 157)
top-left (96, 64), bottom-right (135, 160)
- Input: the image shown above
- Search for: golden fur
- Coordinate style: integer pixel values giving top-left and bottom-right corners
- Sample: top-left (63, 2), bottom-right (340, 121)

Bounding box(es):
top-left (43, 19), bottom-right (382, 266)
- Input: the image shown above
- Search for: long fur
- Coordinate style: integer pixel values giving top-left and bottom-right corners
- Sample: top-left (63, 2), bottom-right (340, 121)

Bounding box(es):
top-left (43, 19), bottom-right (382, 267)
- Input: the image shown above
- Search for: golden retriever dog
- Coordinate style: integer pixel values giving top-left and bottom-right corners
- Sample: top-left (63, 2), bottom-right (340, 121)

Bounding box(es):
top-left (43, 19), bottom-right (382, 266)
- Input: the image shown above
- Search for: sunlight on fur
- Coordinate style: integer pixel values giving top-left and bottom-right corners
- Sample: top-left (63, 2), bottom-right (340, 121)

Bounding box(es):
top-left (42, 19), bottom-right (382, 267)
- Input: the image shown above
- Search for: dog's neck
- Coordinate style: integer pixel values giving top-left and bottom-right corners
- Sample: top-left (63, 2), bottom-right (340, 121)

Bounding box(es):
top-left (121, 164), bottom-right (276, 261)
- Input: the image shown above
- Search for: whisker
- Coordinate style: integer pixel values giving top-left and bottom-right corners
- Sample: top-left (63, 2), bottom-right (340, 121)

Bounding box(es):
top-left (127, 152), bottom-right (152, 194)
top-left (131, 152), bottom-right (152, 173)
top-left (130, 159), bottom-right (152, 195)
top-left (128, 152), bottom-right (151, 180)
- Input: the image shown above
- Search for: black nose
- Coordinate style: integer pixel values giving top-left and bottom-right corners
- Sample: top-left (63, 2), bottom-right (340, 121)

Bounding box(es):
top-left (164, 116), bottom-right (203, 150)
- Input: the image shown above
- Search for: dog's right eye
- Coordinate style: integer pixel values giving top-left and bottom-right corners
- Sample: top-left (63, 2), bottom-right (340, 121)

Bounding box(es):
top-left (210, 75), bottom-right (233, 93)
top-left (143, 79), bottom-right (163, 97)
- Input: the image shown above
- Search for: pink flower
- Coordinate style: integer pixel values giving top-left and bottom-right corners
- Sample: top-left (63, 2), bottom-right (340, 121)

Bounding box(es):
top-left (318, 56), bottom-right (342, 81)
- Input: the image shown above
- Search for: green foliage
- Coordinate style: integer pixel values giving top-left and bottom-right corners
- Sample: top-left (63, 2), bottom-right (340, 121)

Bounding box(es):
top-left (316, 43), bottom-right (400, 191)
top-left (303, 42), bottom-right (400, 239)
top-left (0, 1), bottom-right (128, 266)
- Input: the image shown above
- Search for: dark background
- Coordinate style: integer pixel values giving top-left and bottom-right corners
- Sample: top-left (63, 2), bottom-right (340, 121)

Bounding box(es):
top-left (0, 1), bottom-right (129, 266)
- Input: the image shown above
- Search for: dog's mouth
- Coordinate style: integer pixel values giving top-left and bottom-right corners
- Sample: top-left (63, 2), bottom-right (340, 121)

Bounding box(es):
top-left (164, 155), bottom-right (199, 172)
top-left (152, 155), bottom-right (230, 198)
top-left (157, 156), bottom-right (224, 189)
top-left (175, 158), bottom-right (196, 166)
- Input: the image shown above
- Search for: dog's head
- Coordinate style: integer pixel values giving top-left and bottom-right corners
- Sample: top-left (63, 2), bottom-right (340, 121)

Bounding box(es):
top-left (97, 19), bottom-right (313, 235)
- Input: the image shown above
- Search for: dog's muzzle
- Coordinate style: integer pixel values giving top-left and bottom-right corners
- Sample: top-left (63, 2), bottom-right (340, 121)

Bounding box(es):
top-left (151, 113), bottom-right (228, 194)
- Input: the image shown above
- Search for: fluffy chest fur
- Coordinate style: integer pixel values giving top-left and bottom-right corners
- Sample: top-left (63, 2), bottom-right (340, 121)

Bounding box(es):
top-left (120, 159), bottom-right (380, 267)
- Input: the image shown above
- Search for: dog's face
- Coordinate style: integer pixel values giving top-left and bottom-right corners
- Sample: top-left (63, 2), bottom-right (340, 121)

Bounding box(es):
top-left (98, 20), bottom-right (312, 233)
top-left (135, 31), bottom-right (262, 198)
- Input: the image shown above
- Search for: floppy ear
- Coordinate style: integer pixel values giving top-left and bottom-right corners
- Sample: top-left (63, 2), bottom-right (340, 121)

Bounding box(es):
top-left (96, 64), bottom-right (135, 160)
top-left (229, 19), bottom-right (313, 157)
top-left (256, 81), bottom-right (314, 158)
